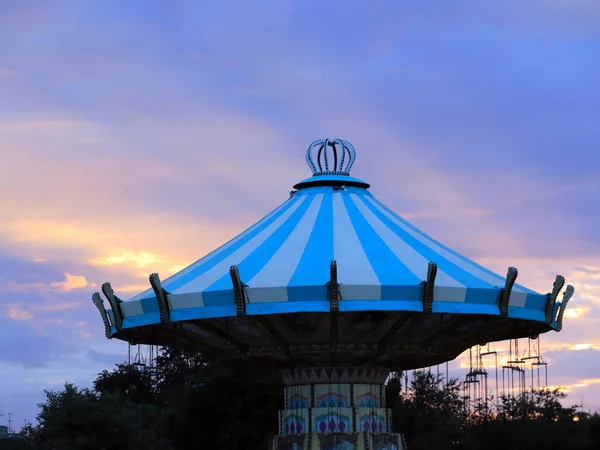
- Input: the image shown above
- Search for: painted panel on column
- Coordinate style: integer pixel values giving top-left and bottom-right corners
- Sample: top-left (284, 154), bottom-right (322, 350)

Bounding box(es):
top-left (353, 384), bottom-right (381, 408)
top-left (281, 409), bottom-right (310, 435)
top-left (314, 384), bottom-right (351, 407)
top-left (357, 408), bottom-right (387, 433)
top-left (286, 385), bottom-right (312, 409)
top-left (312, 407), bottom-right (353, 433)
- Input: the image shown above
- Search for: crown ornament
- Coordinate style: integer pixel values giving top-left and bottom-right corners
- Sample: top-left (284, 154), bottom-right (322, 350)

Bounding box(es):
top-left (306, 139), bottom-right (356, 176)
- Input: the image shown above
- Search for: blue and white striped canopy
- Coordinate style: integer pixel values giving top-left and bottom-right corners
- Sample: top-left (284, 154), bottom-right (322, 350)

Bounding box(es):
top-left (114, 139), bottom-right (569, 331)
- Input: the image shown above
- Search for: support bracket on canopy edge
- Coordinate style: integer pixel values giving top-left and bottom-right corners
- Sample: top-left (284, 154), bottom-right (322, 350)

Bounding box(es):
top-left (92, 292), bottom-right (113, 339)
top-left (422, 262), bottom-right (438, 313)
top-left (498, 267), bottom-right (518, 317)
top-left (545, 275), bottom-right (565, 324)
top-left (555, 284), bottom-right (574, 331)
top-left (107, 310), bottom-right (116, 327)
top-left (150, 273), bottom-right (171, 324)
top-left (328, 260), bottom-right (339, 362)
top-left (102, 282), bottom-right (124, 331)
top-left (329, 260), bottom-right (339, 312)
top-left (230, 265), bottom-right (247, 317)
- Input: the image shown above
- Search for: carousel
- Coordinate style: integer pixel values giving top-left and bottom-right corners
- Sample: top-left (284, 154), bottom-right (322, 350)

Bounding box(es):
top-left (93, 138), bottom-right (573, 450)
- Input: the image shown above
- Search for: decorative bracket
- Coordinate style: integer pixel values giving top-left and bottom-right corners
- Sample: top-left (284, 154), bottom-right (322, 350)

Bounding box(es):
top-left (545, 275), bottom-right (565, 323)
top-left (230, 265), bottom-right (247, 317)
top-left (102, 282), bottom-right (124, 331)
top-left (149, 273), bottom-right (170, 324)
top-left (555, 284), bottom-right (574, 331)
top-left (498, 267), bottom-right (518, 317)
top-left (107, 309), bottom-right (116, 327)
top-left (92, 292), bottom-right (113, 339)
top-left (328, 260), bottom-right (340, 362)
top-left (329, 260), bottom-right (339, 312)
top-left (422, 262), bottom-right (438, 313)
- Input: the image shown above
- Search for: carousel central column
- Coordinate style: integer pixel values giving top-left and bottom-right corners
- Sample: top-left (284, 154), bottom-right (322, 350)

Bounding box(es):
top-left (271, 367), bottom-right (406, 450)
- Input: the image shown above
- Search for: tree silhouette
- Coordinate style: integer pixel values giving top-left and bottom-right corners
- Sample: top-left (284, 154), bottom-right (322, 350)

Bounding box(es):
top-left (17, 350), bottom-right (600, 450)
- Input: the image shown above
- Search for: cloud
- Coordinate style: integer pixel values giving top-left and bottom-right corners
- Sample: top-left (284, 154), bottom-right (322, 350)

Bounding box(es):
top-left (1, 273), bottom-right (95, 294)
top-left (0, 318), bottom-right (77, 368)
top-left (0, 250), bottom-right (129, 427)
top-left (544, 348), bottom-right (600, 382)
top-left (0, 0), bottom-right (598, 424)
top-left (57, 273), bottom-right (94, 290)
top-left (5, 307), bottom-right (34, 321)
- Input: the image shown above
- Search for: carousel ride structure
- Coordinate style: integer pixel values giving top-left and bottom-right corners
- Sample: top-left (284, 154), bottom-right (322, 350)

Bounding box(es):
top-left (92, 138), bottom-right (574, 450)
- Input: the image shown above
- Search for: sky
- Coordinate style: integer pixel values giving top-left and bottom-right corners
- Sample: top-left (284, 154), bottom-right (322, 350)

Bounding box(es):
top-left (1, 0), bottom-right (599, 429)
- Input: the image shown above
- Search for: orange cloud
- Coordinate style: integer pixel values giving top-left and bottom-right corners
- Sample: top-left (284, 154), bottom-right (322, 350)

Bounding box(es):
top-left (570, 343), bottom-right (594, 351)
top-left (1, 273), bottom-right (95, 293)
top-left (4, 216), bottom-right (246, 278)
top-left (51, 273), bottom-right (95, 291)
top-left (89, 251), bottom-right (161, 268)
top-left (564, 307), bottom-right (589, 319)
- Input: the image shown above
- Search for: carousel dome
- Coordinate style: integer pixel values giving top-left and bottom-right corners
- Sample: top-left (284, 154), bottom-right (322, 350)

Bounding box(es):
top-left (93, 138), bottom-right (573, 369)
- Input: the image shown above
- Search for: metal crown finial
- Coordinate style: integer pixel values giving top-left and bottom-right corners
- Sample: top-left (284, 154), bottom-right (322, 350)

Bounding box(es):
top-left (306, 139), bottom-right (356, 176)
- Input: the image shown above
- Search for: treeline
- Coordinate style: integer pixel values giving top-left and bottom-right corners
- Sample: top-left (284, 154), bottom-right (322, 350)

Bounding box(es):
top-left (1, 347), bottom-right (599, 450)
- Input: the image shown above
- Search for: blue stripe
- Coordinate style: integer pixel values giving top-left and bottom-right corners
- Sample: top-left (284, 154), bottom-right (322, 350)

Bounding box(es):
top-left (361, 197), bottom-right (495, 291)
top-left (507, 306), bottom-right (546, 322)
top-left (122, 312), bottom-right (161, 328)
top-left (201, 195), bottom-right (316, 306)
top-left (340, 300), bottom-right (423, 312)
top-left (287, 190), bottom-right (334, 301)
top-left (120, 299), bottom-right (548, 324)
top-left (141, 298), bottom-right (159, 314)
top-left (370, 196), bottom-right (539, 295)
top-left (432, 301), bottom-right (500, 315)
top-left (464, 288), bottom-right (501, 305)
top-left (342, 192), bottom-right (422, 300)
top-left (525, 293), bottom-right (547, 310)
top-left (159, 196), bottom-right (301, 294)
top-left (247, 300), bottom-right (329, 314)
top-left (170, 305), bottom-right (236, 321)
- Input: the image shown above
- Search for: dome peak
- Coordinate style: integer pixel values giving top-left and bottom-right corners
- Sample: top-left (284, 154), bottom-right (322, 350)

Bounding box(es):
top-left (306, 138), bottom-right (356, 175)
top-left (295, 138), bottom-right (370, 190)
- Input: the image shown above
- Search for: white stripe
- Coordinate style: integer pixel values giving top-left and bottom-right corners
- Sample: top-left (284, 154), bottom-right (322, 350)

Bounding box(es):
top-left (173, 195), bottom-right (310, 297)
top-left (351, 194), bottom-right (465, 291)
top-left (121, 300), bottom-right (144, 316)
top-left (246, 194), bottom-right (324, 303)
top-left (509, 290), bottom-right (527, 307)
top-left (333, 192), bottom-right (381, 300)
top-left (434, 286), bottom-right (469, 303)
top-left (169, 292), bottom-right (204, 310)
top-left (365, 196), bottom-right (512, 290)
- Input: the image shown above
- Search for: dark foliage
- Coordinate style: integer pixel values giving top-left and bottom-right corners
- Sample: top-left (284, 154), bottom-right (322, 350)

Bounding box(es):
top-left (15, 352), bottom-right (600, 450)
top-left (386, 370), bottom-right (600, 450)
